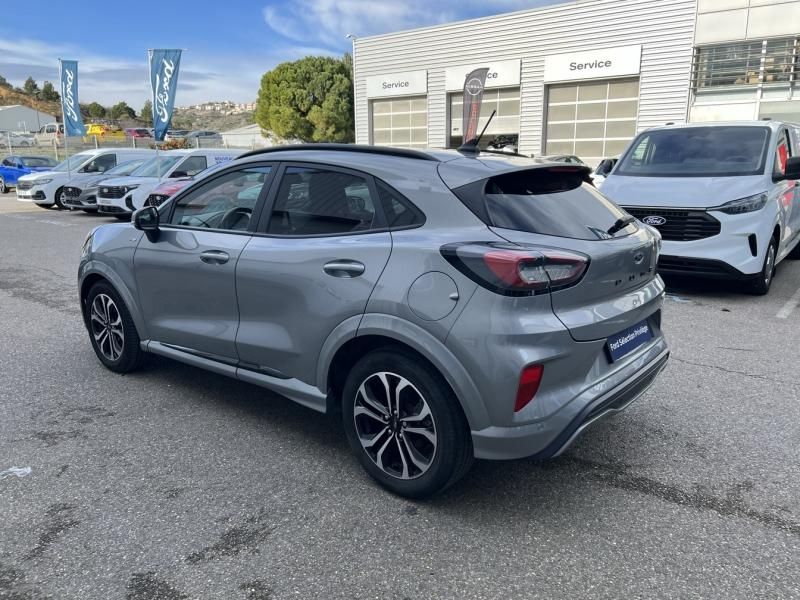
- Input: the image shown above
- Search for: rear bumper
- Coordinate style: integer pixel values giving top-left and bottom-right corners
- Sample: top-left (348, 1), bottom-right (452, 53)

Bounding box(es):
top-left (470, 336), bottom-right (669, 460)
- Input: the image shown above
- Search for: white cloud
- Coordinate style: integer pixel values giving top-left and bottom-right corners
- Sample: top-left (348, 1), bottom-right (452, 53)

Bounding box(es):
top-left (263, 0), bottom-right (550, 49)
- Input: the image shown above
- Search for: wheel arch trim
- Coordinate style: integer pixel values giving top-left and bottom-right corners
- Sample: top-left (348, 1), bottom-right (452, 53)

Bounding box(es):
top-left (79, 262), bottom-right (148, 340)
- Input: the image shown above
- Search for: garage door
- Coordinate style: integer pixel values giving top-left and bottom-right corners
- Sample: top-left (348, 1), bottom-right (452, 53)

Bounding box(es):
top-left (449, 87), bottom-right (520, 149)
top-left (545, 78), bottom-right (639, 166)
top-left (371, 96), bottom-right (428, 149)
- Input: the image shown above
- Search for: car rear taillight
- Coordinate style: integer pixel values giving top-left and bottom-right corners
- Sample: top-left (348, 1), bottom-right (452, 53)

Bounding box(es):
top-left (441, 243), bottom-right (589, 296)
top-left (515, 364), bottom-right (544, 412)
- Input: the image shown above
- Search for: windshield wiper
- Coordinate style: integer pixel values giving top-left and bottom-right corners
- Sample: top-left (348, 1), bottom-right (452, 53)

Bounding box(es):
top-left (607, 215), bottom-right (636, 236)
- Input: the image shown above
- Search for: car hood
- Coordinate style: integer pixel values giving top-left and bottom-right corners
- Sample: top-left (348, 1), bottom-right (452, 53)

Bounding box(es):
top-left (19, 170), bottom-right (60, 182)
top-left (600, 174), bottom-right (769, 209)
top-left (98, 176), bottom-right (158, 187)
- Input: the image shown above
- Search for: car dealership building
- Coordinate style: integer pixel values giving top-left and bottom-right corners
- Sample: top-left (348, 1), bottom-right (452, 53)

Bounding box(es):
top-left (351, 0), bottom-right (800, 165)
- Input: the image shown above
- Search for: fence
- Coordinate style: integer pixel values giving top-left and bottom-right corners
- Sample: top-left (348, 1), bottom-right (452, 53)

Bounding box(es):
top-left (2, 134), bottom-right (267, 161)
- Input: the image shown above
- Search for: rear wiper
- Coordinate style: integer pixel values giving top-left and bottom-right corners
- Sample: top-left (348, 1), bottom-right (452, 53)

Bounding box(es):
top-left (607, 215), bottom-right (636, 236)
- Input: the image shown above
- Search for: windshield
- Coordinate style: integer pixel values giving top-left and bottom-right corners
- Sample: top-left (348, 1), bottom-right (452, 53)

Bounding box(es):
top-left (106, 159), bottom-right (146, 176)
top-left (615, 126), bottom-right (771, 177)
top-left (131, 155), bottom-right (182, 178)
top-left (20, 157), bottom-right (57, 168)
top-left (51, 154), bottom-right (92, 172)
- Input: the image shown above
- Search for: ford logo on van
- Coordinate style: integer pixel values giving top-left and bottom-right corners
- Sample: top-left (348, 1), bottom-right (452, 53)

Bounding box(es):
top-left (643, 215), bottom-right (667, 226)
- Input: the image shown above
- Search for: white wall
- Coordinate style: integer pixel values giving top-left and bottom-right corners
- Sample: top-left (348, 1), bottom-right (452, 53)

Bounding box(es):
top-left (0, 106), bottom-right (57, 132)
top-left (696, 0), bottom-right (800, 43)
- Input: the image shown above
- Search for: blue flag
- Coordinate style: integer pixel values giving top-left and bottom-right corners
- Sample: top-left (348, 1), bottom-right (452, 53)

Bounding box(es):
top-left (149, 49), bottom-right (182, 142)
top-left (59, 60), bottom-right (86, 136)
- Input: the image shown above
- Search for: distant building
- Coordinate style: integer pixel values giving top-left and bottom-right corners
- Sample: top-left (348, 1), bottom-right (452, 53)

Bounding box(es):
top-left (219, 124), bottom-right (280, 148)
top-left (0, 105), bottom-right (57, 133)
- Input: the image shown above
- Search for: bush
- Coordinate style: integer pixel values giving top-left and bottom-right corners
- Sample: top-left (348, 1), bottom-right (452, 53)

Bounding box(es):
top-left (155, 138), bottom-right (190, 150)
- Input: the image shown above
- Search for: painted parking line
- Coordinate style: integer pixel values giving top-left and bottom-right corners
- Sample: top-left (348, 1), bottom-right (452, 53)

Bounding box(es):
top-left (775, 286), bottom-right (800, 319)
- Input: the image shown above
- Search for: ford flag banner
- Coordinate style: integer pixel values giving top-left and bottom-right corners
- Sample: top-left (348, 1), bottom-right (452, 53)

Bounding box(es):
top-left (59, 60), bottom-right (86, 137)
top-left (461, 68), bottom-right (489, 144)
top-left (149, 49), bottom-right (182, 142)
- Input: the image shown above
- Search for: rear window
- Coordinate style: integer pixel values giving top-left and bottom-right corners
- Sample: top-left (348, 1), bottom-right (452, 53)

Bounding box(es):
top-left (453, 168), bottom-right (636, 241)
top-left (615, 126), bottom-right (771, 177)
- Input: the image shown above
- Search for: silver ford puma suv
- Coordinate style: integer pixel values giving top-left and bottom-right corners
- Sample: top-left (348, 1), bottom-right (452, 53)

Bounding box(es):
top-left (78, 144), bottom-right (669, 498)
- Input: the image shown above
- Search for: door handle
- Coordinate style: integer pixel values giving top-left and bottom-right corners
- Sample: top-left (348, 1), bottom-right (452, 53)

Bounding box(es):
top-left (323, 260), bottom-right (365, 278)
top-left (199, 250), bottom-right (230, 264)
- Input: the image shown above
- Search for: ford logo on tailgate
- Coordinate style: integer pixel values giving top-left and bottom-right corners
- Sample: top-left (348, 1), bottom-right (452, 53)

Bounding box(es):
top-left (643, 215), bottom-right (667, 226)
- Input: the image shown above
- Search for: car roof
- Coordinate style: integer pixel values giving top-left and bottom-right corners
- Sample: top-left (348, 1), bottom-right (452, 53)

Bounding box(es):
top-left (644, 120), bottom-right (787, 133)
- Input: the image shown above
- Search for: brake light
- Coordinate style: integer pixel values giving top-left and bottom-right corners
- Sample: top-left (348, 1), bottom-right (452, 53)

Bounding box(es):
top-left (515, 364), bottom-right (544, 412)
top-left (441, 243), bottom-right (588, 296)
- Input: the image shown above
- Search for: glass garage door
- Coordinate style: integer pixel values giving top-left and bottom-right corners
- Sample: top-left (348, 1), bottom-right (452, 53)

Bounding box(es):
top-left (371, 96), bottom-right (427, 149)
top-left (545, 78), bottom-right (640, 166)
top-left (449, 87), bottom-right (521, 149)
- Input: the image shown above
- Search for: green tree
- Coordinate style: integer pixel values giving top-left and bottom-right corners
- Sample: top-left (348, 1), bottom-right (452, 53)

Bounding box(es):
top-left (23, 76), bottom-right (39, 95)
top-left (108, 101), bottom-right (136, 120)
top-left (255, 54), bottom-right (354, 143)
top-left (140, 100), bottom-right (153, 126)
top-left (40, 81), bottom-right (60, 102)
top-left (0, 75), bottom-right (11, 90)
top-left (86, 102), bottom-right (106, 119)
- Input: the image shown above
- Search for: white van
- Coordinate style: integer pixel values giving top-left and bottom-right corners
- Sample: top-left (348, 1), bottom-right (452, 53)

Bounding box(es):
top-left (16, 148), bottom-right (157, 209)
top-left (600, 121), bottom-right (800, 294)
top-left (96, 148), bottom-right (241, 218)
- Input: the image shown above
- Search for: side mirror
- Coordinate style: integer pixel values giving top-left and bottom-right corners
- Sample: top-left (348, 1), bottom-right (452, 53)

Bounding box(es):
top-left (775, 156), bottom-right (800, 182)
top-left (133, 206), bottom-right (160, 242)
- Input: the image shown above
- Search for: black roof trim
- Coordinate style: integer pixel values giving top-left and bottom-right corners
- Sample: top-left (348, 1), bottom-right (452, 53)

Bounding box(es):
top-left (237, 143), bottom-right (440, 162)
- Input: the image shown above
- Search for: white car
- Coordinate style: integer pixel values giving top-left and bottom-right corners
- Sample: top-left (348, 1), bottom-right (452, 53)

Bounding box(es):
top-left (16, 148), bottom-right (156, 209)
top-left (601, 121), bottom-right (800, 295)
top-left (0, 131), bottom-right (37, 147)
top-left (96, 149), bottom-right (241, 218)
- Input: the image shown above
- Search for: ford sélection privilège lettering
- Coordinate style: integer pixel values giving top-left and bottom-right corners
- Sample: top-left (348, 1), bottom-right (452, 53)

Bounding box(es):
top-left (79, 144), bottom-right (669, 498)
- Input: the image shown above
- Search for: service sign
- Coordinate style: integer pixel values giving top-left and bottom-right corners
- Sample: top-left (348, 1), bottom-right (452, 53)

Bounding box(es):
top-left (445, 59), bottom-right (521, 91)
top-left (544, 45), bottom-right (642, 83)
top-left (366, 70), bottom-right (427, 99)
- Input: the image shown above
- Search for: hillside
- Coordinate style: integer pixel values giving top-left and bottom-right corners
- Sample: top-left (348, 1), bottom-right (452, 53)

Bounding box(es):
top-left (0, 87), bottom-right (61, 119)
top-left (170, 107), bottom-right (255, 132)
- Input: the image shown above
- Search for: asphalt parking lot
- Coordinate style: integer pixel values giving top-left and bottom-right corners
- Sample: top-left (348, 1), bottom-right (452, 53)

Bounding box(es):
top-left (1, 191), bottom-right (799, 600)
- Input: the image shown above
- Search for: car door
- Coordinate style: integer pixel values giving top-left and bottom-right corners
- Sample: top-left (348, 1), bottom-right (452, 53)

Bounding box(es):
top-left (235, 163), bottom-right (392, 383)
top-left (1, 157), bottom-right (19, 185)
top-left (133, 163), bottom-right (274, 360)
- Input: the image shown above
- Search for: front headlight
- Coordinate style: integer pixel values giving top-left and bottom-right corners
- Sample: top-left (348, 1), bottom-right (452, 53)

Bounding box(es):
top-left (710, 193), bottom-right (768, 215)
top-left (33, 178), bottom-right (53, 185)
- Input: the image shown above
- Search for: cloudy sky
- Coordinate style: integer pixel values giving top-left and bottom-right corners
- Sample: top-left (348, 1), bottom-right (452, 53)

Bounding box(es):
top-left (0, 0), bottom-right (561, 110)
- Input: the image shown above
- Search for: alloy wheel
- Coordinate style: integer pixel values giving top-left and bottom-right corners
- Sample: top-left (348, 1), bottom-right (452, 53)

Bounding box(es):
top-left (90, 293), bottom-right (124, 361)
top-left (353, 371), bottom-right (437, 480)
top-left (765, 244), bottom-right (775, 286)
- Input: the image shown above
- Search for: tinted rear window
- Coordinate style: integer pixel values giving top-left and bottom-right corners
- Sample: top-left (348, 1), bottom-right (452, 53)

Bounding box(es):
top-left (615, 126), bottom-right (770, 177)
top-left (454, 169), bottom-right (636, 241)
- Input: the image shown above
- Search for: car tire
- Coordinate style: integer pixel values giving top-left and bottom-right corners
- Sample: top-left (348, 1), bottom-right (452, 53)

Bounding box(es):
top-left (53, 187), bottom-right (66, 210)
top-left (341, 348), bottom-right (474, 499)
top-left (747, 237), bottom-right (777, 295)
top-left (85, 281), bottom-right (145, 373)
top-left (0, 177), bottom-right (7, 194)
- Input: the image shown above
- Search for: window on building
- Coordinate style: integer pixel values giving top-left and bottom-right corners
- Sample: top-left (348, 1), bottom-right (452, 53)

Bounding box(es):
top-left (371, 96), bottom-right (427, 149)
top-left (448, 87), bottom-right (520, 150)
top-left (544, 78), bottom-right (639, 166)
top-left (693, 37), bottom-right (799, 89)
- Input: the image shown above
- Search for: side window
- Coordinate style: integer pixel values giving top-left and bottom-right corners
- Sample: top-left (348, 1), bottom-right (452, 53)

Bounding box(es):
top-left (170, 166), bottom-right (271, 231)
top-left (179, 155), bottom-right (208, 177)
top-left (377, 182), bottom-right (423, 228)
top-left (775, 130), bottom-right (791, 177)
top-left (94, 154), bottom-right (116, 172)
top-left (267, 167), bottom-right (376, 236)
top-left (1, 158), bottom-right (12, 167)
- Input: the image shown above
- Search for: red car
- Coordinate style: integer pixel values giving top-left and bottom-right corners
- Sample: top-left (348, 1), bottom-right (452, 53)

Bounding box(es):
top-left (125, 128), bottom-right (152, 138)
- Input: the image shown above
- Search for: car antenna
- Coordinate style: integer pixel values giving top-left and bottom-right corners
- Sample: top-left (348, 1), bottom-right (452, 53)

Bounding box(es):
top-left (457, 110), bottom-right (496, 156)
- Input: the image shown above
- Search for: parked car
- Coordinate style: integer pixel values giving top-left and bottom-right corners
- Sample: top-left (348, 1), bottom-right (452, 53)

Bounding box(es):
top-left (592, 156), bottom-right (619, 188)
top-left (61, 159), bottom-right (151, 212)
top-left (185, 130), bottom-right (222, 145)
top-left (79, 144), bottom-right (669, 498)
top-left (601, 121), bottom-right (800, 294)
top-left (0, 155), bottom-right (57, 193)
top-left (125, 128), bottom-right (152, 139)
top-left (486, 135), bottom-right (518, 154)
top-left (96, 149), bottom-right (241, 218)
top-left (16, 148), bottom-right (157, 209)
top-left (164, 130), bottom-right (190, 142)
top-left (34, 123), bottom-right (64, 146)
top-left (0, 131), bottom-right (37, 147)
top-left (143, 161), bottom-right (232, 207)
top-left (533, 154), bottom-right (587, 165)
top-left (84, 124), bottom-right (125, 141)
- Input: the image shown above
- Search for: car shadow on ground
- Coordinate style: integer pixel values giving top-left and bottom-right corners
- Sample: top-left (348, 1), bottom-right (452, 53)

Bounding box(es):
top-left (660, 274), bottom-right (749, 298)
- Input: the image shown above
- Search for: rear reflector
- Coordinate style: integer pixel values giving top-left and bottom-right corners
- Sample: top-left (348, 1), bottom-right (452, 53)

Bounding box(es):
top-left (515, 364), bottom-right (544, 412)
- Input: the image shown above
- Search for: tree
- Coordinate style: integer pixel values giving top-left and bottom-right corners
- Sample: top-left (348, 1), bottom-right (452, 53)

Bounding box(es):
top-left (140, 100), bottom-right (153, 126)
top-left (86, 102), bottom-right (106, 119)
top-left (0, 75), bottom-right (11, 90)
top-left (108, 101), bottom-right (136, 120)
top-left (23, 76), bottom-right (39, 95)
top-left (255, 55), bottom-right (354, 143)
top-left (40, 81), bottom-right (60, 102)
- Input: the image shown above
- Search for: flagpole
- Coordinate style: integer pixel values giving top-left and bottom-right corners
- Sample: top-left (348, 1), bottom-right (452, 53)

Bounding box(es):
top-left (148, 50), bottom-right (160, 180)
top-left (59, 59), bottom-right (71, 179)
